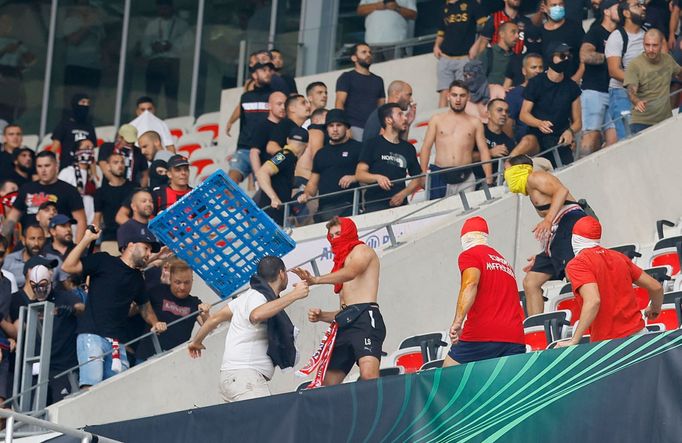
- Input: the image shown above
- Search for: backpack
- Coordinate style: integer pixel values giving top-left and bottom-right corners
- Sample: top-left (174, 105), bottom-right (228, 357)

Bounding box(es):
top-left (617, 27), bottom-right (629, 68)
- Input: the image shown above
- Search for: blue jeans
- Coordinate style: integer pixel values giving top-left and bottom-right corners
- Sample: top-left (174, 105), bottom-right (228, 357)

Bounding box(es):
top-left (608, 88), bottom-right (632, 140)
top-left (77, 333), bottom-right (129, 387)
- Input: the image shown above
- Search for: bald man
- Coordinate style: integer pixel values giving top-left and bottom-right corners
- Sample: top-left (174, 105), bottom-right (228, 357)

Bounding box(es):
top-left (624, 28), bottom-right (682, 134)
top-left (362, 80), bottom-right (416, 142)
top-left (138, 131), bottom-right (173, 164)
top-left (250, 91), bottom-right (287, 174)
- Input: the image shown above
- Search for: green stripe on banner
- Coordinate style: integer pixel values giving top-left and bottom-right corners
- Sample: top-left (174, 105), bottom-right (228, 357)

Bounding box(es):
top-left (389, 366), bottom-right (443, 443)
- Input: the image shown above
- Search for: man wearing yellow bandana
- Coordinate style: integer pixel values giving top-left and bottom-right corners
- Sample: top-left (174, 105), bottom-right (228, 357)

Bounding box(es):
top-left (504, 155), bottom-right (587, 316)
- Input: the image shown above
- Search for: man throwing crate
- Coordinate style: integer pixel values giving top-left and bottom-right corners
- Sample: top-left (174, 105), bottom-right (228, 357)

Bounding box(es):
top-left (294, 216), bottom-right (385, 386)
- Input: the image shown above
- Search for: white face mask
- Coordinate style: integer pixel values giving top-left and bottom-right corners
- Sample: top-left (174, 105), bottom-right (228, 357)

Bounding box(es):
top-left (461, 232), bottom-right (488, 251)
top-left (571, 234), bottom-right (600, 256)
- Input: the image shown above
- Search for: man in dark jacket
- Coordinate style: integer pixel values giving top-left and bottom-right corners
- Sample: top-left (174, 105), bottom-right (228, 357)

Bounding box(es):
top-left (188, 256), bottom-right (308, 402)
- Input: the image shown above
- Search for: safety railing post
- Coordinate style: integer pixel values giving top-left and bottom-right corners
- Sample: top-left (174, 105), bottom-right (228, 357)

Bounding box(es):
top-left (552, 146), bottom-right (563, 169)
top-left (496, 158), bottom-right (505, 186)
top-left (309, 259), bottom-right (321, 277)
top-left (424, 172), bottom-right (432, 201)
top-left (282, 203), bottom-right (291, 229)
top-left (386, 224), bottom-right (398, 248)
top-left (352, 188), bottom-right (360, 216)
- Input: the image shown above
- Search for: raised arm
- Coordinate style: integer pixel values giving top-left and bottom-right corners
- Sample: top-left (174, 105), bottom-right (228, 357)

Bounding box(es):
top-left (188, 304), bottom-right (233, 358)
top-left (249, 283), bottom-right (309, 324)
top-left (636, 271), bottom-right (664, 319)
top-left (62, 227), bottom-right (100, 275)
top-left (255, 161), bottom-right (282, 208)
top-left (475, 120), bottom-right (493, 184)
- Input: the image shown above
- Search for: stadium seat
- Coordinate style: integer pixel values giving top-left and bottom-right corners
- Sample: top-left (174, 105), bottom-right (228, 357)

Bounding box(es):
top-left (176, 132), bottom-right (213, 158)
top-left (524, 326), bottom-right (548, 352)
top-left (296, 381), bottom-right (311, 393)
top-left (550, 288), bottom-right (581, 326)
top-left (609, 244), bottom-right (641, 261)
top-left (195, 163), bottom-right (222, 185)
top-left (22, 134), bottom-right (39, 150)
top-left (649, 236), bottom-right (682, 276)
top-left (546, 335), bottom-right (590, 349)
top-left (38, 134), bottom-right (53, 152)
top-left (647, 291), bottom-right (682, 331)
top-left (634, 267), bottom-right (672, 309)
top-left (95, 125), bottom-right (117, 146)
top-left (645, 324), bottom-right (665, 332)
top-left (407, 124), bottom-right (427, 149)
top-left (523, 310), bottom-right (572, 348)
top-left (194, 112), bottom-right (220, 140)
top-left (518, 290), bottom-right (528, 318)
top-left (390, 346), bottom-right (424, 374)
top-left (420, 359), bottom-right (444, 371)
top-left (397, 331), bottom-right (448, 362)
top-left (165, 116), bottom-right (195, 139)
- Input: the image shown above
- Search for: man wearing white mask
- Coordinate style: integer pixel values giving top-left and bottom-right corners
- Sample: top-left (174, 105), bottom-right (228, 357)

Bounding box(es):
top-left (557, 216), bottom-right (663, 347)
top-left (443, 216), bottom-right (525, 367)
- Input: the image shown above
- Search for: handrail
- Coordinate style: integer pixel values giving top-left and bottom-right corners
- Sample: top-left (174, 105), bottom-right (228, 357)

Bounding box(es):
top-left (0, 408), bottom-right (122, 442)
top-left (6, 80), bottom-right (682, 414)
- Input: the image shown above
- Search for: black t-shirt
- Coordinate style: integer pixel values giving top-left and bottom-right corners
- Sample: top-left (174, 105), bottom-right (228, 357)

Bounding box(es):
top-left (644, 0), bottom-right (671, 33)
top-left (10, 289), bottom-right (81, 373)
top-left (14, 180), bottom-right (84, 229)
top-left (480, 11), bottom-right (538, 55)
top-left (97, 142), bottom-right (148, 186)
top-left (258, 149), bottom-right (297, 208)
top-left (581, 24), bottom-right (611, 93)
top-left (336, 70), bottom-right (386, 128)
top-left (0, 150), bottom-right (12, 179)
top-left (250, 119), bottom-right (279, 165)
top-left (540, 20), bottom-right (585, 78)
top-left (438, 0), bottom-right (483, 57)
top-left (51, 118), bottom-right (97, 170)
top-left (362, 108), bottom-right (382, 143)
top-left (237, 85), bottom-right (274, 151)
top-left (312, 139), bottom-right (362, 207)
top-left (278, 73), bottom-right (298, 95)
top-left (77, 252), bottom-right (148, 341)
top-left (473, 126), bottom-right (515, 180)
top-left (358, 136), bottom-right (420, 206)
top-left (268, 118), bottom-right (298, 151)
top-left (136, 284), bottom-right (201, 360)
top-left (524, 73), bottom-right (582, 134)
top-left (94, 180), bottom-right (135, 241)
top-left (6, 169), bottom-right (29, 188)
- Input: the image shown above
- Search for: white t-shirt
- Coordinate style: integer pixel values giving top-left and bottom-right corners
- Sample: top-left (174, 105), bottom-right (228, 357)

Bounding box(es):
top-left (129, 111), bottom-right (175, 149)
top-left (605, 28), bottom-right (644, 90)
top-left (221, 289), bottom-right (274, 379)
top-left (360, 0), bottom-right (416, 45)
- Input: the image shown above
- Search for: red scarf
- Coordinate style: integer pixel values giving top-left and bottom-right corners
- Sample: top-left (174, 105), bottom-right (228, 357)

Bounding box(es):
top-left (329, 217), bottom-right (364, 294)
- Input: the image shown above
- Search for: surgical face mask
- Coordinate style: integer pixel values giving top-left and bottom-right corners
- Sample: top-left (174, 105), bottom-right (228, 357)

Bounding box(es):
top-left (548, 5), bottom-right (566, 21)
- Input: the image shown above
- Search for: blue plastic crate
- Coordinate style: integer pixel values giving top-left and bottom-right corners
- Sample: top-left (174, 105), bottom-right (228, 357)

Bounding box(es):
top-left (149, 169), bottom-right (296, 299)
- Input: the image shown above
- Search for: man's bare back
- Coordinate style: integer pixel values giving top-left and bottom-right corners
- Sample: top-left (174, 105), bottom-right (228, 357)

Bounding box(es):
top-left (339, 244), bottom-right (380, 306)
top-left (527, 170), bottom-right (576, 219)
top-left (421, 110), bottom-right (483, 169)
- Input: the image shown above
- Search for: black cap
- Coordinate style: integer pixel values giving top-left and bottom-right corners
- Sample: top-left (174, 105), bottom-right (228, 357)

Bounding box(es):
top-left (325, 109), bottom-right (350, 127)
top-left (117, 220), bottom-right (161, 252)
top-left (38, 201), bottom-right (57, 211)
top-left (23, 256), bottom-right (58, 275)
top-left (11, 147), bottom-right (33, 161)
top-left (545, 42), bottom-right (571, 59)
top-left (167, 154), bottom-right (189, 169)
top-left (287, 126), bottom-right (309, 144)
top-left (49, 214), bottom-right (76, 229)
top-left (250, 62), bottom-right (275, 72)
top-left (601, 0), bottom-right (619, 10)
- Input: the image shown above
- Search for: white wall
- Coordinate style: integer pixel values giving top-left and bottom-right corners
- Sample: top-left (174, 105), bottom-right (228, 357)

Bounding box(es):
top-left (47, 116), bottom-right (682, 427)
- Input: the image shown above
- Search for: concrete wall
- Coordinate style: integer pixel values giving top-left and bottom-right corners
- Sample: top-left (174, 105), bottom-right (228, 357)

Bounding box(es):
top-left (47, 116), bottom-right (682, 427)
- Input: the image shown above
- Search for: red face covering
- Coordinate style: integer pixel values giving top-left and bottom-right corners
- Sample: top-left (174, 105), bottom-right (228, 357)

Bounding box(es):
top-left (328, 217), bottom-right (365, 294)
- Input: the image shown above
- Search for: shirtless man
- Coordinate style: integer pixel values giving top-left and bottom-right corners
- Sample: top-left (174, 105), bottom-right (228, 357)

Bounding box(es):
top-left (419, 80), bottom-right (494, 200)
top-left (504, 155), bottom-right (587, 316)
top-left (293, 216), bottom-right (385, 384)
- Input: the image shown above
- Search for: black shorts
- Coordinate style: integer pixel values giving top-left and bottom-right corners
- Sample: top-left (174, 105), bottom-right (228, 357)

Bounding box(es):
top-left (329, 304), bottom-right (386, 375)
top-left (448, 341), bottom-right (526, 364)
top-left (531, 209), bottom-right (587, 280)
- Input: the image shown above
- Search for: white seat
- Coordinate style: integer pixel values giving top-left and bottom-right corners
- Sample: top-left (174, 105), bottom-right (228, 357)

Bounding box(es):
top-left (176, 132), bottom-right (213, 147)
top-left (38, 133), bottom-right (53, 152)
top-left (164, 116), bottom-right (195, 138)
top-left (95, 125), bottom-right (117, 144)
top-left (194, 112), bottom-right (220, 127)
top-left (22, 135), bottom-right (39, 150)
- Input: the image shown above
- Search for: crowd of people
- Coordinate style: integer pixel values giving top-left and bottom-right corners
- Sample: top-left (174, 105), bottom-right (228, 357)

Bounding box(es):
top-left (0, 0), bottom-right (680, 410)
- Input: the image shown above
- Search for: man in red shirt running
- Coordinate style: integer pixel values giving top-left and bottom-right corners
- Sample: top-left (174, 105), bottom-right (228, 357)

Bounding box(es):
top-left (444, 216), bottom-right (525, 367)
top-left (558, 216), bottom-right (663, 347)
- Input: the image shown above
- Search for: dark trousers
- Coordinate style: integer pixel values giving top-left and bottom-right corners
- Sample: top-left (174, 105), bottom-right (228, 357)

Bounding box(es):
top-left (145, 57), bottom-right (180, 117)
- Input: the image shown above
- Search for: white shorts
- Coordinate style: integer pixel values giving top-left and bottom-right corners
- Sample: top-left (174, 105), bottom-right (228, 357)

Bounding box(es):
top-left (219, 368), bottom-right (271, 403)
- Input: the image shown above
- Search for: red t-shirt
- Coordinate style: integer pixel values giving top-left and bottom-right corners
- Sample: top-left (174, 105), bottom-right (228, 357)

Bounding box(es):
top-left (565, 247), bottom-right (645, 342)
top-left (459, 245), bottom-right (525, 344)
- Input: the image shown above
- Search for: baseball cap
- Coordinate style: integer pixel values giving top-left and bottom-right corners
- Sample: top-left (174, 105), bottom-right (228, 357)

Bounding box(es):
top-left (167, 154), bottom-right (190, 169)
top-left (117, 220), bottom-right (161, 252)
top-left (287, 126), bottom-right (309, 144)
top-left (49, 214), bottom-right (76, 229)
top-left (545, 42), bottom-right (571, 59)
top-left (118, 124), bottom-right (138, 144)
top-left (325, 109), bottom-right (350, 127)
top-left (23, 256), bottom-right (58, 276)
top-left (38, 201), bottom-right (57, 211)
top-left (601, 0), bottom-right (619, 10)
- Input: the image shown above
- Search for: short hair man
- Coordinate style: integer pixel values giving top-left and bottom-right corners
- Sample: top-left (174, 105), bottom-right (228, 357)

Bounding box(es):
top-left (557, 216), bottom-right (663, 347)
top-left (505, 53), bottom-right (544, 143)
top-left (8, 147), bottom-right (33, 187)
top-left (305, 82), bottom-right (328, 112)
top-left (294, 216), bottom-right (384, 385)
top-left (298, 109), bottom-right (362, 222)
top-left (624, 29), bottom-right (682, 134)
top-left (249, 91), bottom-right (287, 174)
top-left (255, 127), bottom-right (309, 226)
top-left (444, 216), bottom-right (525, 366)
top-left (357, 103), bottom-right (421, 213)
top-left (335, 43), bottom-right (386, 141)
top-left (114, 188), bottom-right (155, 235)
top-left (420, 81), bottom-right (493, 200)
top-left (62, 224), bottom-right (168, 388)
top-left (471, 98), bottom-right (515, 182)
top-left (269, 49), bottom-right (298, 95)
top-left (189, 256), bottom-right (309, 402)
top-left (362, 80), bottom-right (415, 142)
top-left (0, 124), bottom-right (28, 178)
top-left (44, 214), bottom-right (76, 260)
top-left (3, 151), bottom-right (87, 242)
top-left (2, 224), bottom-right (61, 288)
top-left (35, 201), bottom-right (58, 239)
top-left (504, 155), bottom-right (588, 316)
top-left (129, 97), bottom-right (175, 152)
top-left (138, 130), bottom-right (173, 165)
top-left (136, 259), bottom-right (209, 361)
top-left (477, 21), bottom-right (520, 85)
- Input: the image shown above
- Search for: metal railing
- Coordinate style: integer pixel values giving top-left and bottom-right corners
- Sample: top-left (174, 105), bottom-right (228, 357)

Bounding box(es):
top-left (5, 81), bottom-right (681, 419)
top-left (0, 408), bottom-right (121, 442)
